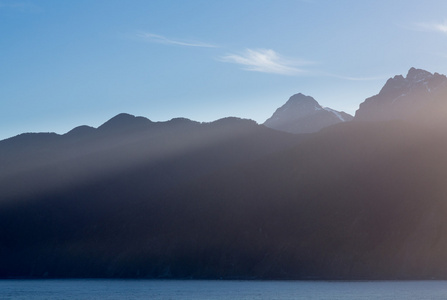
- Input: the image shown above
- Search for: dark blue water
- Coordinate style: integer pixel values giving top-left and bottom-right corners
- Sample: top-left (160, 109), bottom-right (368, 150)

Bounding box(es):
top-left (1, 280), bottom-right (446, 299)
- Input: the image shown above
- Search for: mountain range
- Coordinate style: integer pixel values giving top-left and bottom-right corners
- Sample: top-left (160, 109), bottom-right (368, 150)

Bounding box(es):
top-left (1, 68), bottom-right (447, 279)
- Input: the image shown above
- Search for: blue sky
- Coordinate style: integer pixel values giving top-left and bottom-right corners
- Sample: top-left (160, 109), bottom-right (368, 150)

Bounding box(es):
top-left (2, 0), bottom-right (447, 140)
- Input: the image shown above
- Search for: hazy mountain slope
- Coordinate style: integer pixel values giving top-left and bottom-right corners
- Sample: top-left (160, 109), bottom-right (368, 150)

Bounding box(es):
top-left (136, 120), bottom-right (447, 279)
top-left (355, 68), bottom-right (447, 122)
top-left (264, 93), bottom-right (353, 134)
top-left (0, 114), bottom-right (303, 278)
top-left (3, 118), bottom-right (447, 279)
top-left (0, 114), bottom-right (299, 202)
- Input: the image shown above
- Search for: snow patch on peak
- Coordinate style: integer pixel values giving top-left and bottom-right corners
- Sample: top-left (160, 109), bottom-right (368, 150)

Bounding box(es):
top-left (323, 107), bottom-right (345, 121)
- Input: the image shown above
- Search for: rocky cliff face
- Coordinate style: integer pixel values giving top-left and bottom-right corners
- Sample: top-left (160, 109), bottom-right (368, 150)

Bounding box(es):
top-left (264, 93), bottom-right (353, 134)
top-left (355, 68), bottom-right (447, 122)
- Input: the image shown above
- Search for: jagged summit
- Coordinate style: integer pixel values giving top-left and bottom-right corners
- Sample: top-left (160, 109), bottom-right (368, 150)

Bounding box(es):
top-left (264, 94), bottom-right (322, 124)
top-left (379, 68), bottom-right (437, 95)
top-left (406, 67), bottom-right (433, 82)
top-left (264, 93), bottom-right (353, 134)
top-left (285, 93), bottom-right (321, 107)
top-left (355, 68), bottom-right (447, 122)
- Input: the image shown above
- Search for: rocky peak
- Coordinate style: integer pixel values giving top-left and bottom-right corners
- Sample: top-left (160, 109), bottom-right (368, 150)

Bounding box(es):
top-left (406, 67), bottom-right (433, 83)
top-left (264, 93), bottom-right (353, 134)
top-left (355, 68), bottom-right (447, 122)
top-left (274, 93), bottom-right (322, 117)
top-left (287, 93), bottom-right (321, 107)
top-left (379, 68), bottom-right (436, 95)
top-left (264, 94), bottom-right (320, 126)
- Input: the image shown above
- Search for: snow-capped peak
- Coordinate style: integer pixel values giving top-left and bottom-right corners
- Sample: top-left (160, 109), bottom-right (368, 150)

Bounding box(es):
top-left (264, 93), bottom-right (353, 134)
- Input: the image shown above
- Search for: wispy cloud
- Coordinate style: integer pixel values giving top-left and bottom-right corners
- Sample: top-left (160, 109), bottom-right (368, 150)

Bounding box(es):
top-left (413, 21), bottom-right (447, 34)
top-left (138, 32), bottom-right (217, 48)
top-left (220, 49), bottom-right (310, 75)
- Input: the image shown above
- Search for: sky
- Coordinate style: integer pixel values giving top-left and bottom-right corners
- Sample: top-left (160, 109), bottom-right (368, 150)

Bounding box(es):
top-left (2, 0), bottom-right (447, 140)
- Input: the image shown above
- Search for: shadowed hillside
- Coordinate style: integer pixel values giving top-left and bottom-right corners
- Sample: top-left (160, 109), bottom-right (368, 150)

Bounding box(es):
top-left (0, 115), bottom-right (303, 278)
top-left (2, 117), bottom-right (447, 279)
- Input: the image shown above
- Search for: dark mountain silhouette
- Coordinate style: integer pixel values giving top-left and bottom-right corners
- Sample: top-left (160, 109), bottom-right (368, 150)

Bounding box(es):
top-left (2, 69), bottom-right (447, 279)
top-left (150, 120), bottom-right (447, 279)
top-left (0, 114), bottom-right (298, 202)
top-left (355, 68), bottom-right (447, 122)
top-left (0, 114), bottom-right (305, 279)
top-left (3, 118), bottom-right (447, 279)
top-left (264, 93), bottom-right (353, 134)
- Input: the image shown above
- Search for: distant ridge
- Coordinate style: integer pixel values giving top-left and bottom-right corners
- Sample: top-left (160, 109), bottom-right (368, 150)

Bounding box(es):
top-left (97, 113), bottom-right (153, 132)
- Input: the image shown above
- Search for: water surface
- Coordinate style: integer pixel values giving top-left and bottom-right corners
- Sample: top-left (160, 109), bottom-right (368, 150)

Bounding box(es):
top-left (1, 280), bottom-right (447, 299)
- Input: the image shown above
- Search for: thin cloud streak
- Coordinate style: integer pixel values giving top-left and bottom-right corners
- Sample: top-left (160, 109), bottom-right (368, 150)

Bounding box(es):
top-left (138, 32), bottom-right (217, 48)
top-left (220, 49), bottom-right (310, 75)
top-left (413, 21), bottom-right (447, 34)
top-left (137, 33), bottom-right (384, 80)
